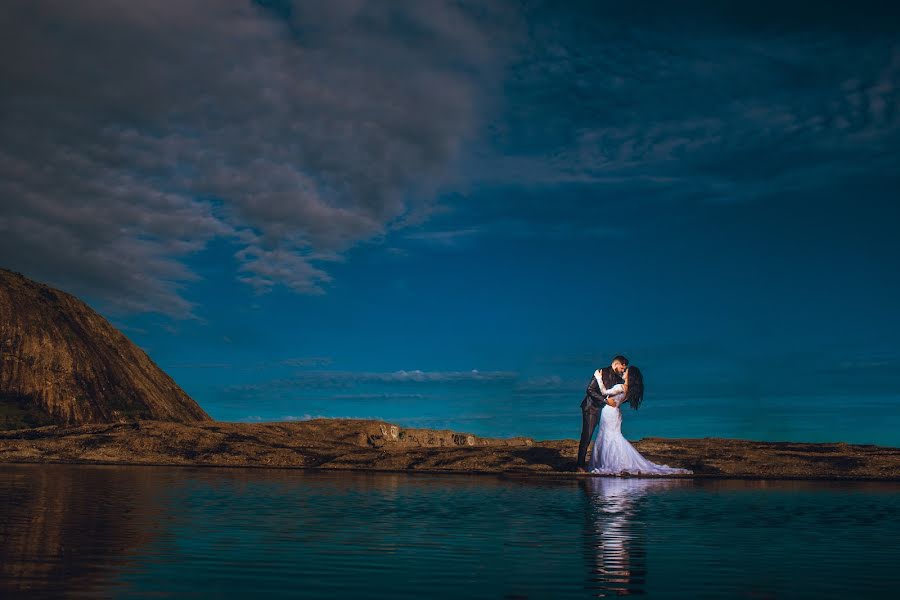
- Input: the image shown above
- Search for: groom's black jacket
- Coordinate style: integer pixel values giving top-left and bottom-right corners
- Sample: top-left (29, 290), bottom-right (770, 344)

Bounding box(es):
top-left (580, 367), bottom-right (624, 410)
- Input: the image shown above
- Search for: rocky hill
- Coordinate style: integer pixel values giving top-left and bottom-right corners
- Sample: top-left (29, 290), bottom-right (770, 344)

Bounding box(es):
top-left (0, 269), bottom-right (210, 429)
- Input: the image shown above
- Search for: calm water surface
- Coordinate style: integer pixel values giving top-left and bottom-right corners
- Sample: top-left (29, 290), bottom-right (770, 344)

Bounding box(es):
top-left (1, 464), bottom-right (898, 598)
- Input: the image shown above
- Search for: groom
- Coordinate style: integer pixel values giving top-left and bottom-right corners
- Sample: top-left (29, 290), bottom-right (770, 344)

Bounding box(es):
top-left (575, 354), bottom-right (628, 472)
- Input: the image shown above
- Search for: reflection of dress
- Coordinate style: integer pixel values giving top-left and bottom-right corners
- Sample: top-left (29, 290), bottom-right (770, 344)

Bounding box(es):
top-left (582, 477), bottom-right (690, 596)
top-left (589, 384), bottom-right (692, 476)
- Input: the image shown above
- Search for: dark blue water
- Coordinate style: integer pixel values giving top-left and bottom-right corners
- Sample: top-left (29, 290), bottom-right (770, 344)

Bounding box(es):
top-left (1, 465), bottom-right (898, 598)
top-left (219, 391), bottom-right (900, 448)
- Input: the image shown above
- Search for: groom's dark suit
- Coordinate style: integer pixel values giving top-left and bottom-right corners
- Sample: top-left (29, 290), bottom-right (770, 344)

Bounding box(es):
top-left (576, 366), bottom-right (624, 469)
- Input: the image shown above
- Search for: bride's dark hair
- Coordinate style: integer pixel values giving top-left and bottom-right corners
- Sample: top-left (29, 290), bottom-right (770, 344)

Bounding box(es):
top-left (624, 366), bottom-right (644, 410)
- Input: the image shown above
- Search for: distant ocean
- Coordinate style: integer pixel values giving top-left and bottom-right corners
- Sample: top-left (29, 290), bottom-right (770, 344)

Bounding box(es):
top-left (397, 394), bottom-right (900, 447)
top-left (213, 391), bottom-right (900, 447)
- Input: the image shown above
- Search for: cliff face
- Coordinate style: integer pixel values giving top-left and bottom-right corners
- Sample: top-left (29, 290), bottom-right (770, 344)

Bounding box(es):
top-left (0, 269), bottom-right (210, 429)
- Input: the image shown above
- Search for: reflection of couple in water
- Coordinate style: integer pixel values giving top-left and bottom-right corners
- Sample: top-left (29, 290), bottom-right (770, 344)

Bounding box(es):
top-left (580, 477), bottom-right (690, 597)
top-left (577, 355), bottom-right (692, 475)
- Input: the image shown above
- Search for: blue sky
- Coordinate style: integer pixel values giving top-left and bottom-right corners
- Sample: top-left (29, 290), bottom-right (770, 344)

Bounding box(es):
top-left (1, 1), bottom-right (898, 443)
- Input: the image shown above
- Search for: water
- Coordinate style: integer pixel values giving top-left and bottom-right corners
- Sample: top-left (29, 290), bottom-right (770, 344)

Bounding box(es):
top-left (1, 465), bottom-right (898, 598)
top-left (216, 391), bottom-right (900, 448)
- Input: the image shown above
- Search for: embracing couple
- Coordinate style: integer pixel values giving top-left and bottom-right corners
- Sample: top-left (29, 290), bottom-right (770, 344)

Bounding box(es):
top-left (576, 355), bottom-right (692, 476)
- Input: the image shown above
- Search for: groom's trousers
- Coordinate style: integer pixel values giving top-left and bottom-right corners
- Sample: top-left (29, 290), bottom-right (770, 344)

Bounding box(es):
top-left (576, 396), bottom-right (602, 468)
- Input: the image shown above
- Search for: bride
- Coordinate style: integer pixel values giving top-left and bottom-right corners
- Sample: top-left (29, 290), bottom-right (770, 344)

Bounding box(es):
top-left (589, 366), bottom-right (692, 476)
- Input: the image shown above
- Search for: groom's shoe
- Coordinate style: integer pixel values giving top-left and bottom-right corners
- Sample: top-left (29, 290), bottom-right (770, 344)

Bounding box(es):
top-left (575, 466), bottom-right (588, 473)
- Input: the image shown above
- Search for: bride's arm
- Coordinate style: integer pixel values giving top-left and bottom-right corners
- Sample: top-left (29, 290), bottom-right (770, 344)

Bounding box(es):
top-left (595, 371), bottom-right (624, 406)
top-left (605, 383), bottom-right (625, 396)
top-left (593, 370), bottom-right (607, 394)
top-left (593, 370), bottom-right (621, 395)
top-left (601, 383), bottom-right (626, 407)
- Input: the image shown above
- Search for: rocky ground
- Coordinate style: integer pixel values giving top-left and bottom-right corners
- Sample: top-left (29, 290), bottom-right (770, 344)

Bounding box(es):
top-left (1, 418), bottom-right (897, 480)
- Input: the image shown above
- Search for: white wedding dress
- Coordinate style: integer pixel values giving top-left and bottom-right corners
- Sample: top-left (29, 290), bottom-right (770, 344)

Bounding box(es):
top-left (589, 384), bottom-right (692, 476)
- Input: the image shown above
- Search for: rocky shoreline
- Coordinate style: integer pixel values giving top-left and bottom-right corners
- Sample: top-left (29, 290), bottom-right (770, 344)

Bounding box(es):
top-left (1, 418), bottom-right (898, 480)
top-left (4, 269), bottom-right (897, 481)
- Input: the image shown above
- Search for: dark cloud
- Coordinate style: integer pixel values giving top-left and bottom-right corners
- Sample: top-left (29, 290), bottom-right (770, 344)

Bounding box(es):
top-left (0, 0), bottom-right (519, 316)
top-left (3, 1), bottom-right (898, 317)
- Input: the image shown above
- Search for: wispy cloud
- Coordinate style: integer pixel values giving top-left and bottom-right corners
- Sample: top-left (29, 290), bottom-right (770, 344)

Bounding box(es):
top-left (277, 357), bottom-right (334, 368)
top-left (513, 375), bottom-right (582, 397)
top-left (166, 356), bottom-right (333, 370)
top-left (281, 413), bottom-right (386, 422)
top-left (225, 369), bottom-right (518, 394)
top-left (405, 228), bottom-right (483, 245)
top-left (404, 220), bottom-right (623, 245)
top-left (465, 4), bottom-right (900, 203)
top-left (330, 393), bottom-right (431, 400)
top-left (340, 369), bottom-right (516, 383)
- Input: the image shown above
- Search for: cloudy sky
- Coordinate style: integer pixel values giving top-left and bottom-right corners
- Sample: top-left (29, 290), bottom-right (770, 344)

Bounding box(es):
top-left (2, 1), bottom-right (898, 443)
